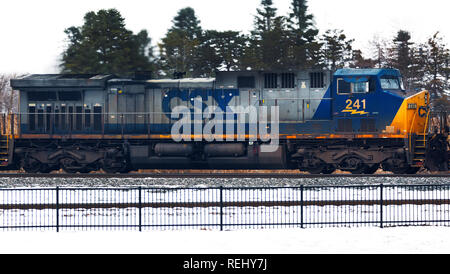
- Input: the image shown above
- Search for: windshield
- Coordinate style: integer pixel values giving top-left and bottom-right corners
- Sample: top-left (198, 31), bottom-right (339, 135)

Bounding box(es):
top-left (380, 77), bottom-right (401, 90)
top-left (399, 77), bottom-right (405, 90)
top-left (353, 82), bottom-right (368, 93)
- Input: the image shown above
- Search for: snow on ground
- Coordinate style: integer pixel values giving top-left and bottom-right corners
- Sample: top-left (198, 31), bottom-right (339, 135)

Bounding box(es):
top-left (1, 227), bottom-right (450, 254)
top-left (1, 176), bottom-right (449, 254)
top-left (0, 176), bottom-right (449, 188)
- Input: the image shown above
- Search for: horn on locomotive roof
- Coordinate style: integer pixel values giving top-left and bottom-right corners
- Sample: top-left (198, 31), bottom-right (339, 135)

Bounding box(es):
top-left (134, 71), bottom-right (152, 81)
top-left (173, 71), bottom-right (186, 79)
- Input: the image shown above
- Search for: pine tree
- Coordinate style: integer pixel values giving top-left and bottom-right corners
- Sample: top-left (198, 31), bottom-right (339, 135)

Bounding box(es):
top-left (200, 30), bottom-right (247, 72)
top-left (320, 29), bottom-right (354, 71)
top-left (239, 36), bottom-right (263, 71)
top-left (286, 0), bottom-right (320, 69)
top-left (170, 7), bottom-right (202, 39)
top-left (250, 0), bottom-right (289, 70)
top-left (350, 49), bottom-right (376, 69)
top-left (387, 30), bottom-right (419, 89)
top-left (158, 7), bottom-right (203, 77)
top-left (254, 0), bottom-right (278, 33)
top-left (61, 9), bottom-right (155, 76)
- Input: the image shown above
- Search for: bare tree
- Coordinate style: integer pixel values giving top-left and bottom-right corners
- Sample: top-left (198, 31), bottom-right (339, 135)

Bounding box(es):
top-left (416, 32), bottom-right (450, 110)
top-left (0, 74), bottom-right (21, 113)
top-left (369, 35), bottom-right (389, 68)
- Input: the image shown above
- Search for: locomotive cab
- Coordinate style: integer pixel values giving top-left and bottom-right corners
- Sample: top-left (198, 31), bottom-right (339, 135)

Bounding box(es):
top-left (331, 68), bottom-right (429, 136)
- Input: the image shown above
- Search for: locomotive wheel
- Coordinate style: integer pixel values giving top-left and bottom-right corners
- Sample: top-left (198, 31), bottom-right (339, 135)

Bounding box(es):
top-left (305, 164), bottom-right (335, 175)
top-left (102, 158), bottom-right (129, 174)
top-left (22, 158), bottom-right (42, 173)
top-left (79, 168), bottom-right (92, 174)
top-left (60, 157), bottom-right (83, 174)
top-left (364, 164), bottom-right (380, 174)
top-left (381, 159), bottom-right (417, 174)
top-left (322, 165), bottom-right (336, 174)
top-left (350, 165), bottom-right (369, 174)
top-left (38, 164), bottom-right (53, 174)
top-left (389, 166), bottom-right (420, 175)
top-left (102, 165), bottom-right (127, 174)
top-left (390, 167), bottom-right (408, 174)
top-left (302, 157), bottom-right (330, 175)
top-left (306, 166), bottom-right (325, 174)
top-left (406, 167), bottom-right (420, 174)
top-left (340, 156), bottom-right (366, 174)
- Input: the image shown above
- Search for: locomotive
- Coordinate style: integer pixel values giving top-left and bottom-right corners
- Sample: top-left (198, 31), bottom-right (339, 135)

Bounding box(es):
top-left (0, 68), bottom-right (446, 174)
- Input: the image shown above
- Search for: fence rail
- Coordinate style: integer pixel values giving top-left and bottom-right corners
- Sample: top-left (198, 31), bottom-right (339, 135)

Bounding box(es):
top-left (0, 184), bottom-right (449, 231)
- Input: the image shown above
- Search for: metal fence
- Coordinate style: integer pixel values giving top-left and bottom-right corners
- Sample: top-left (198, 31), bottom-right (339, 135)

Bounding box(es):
top-left (0, 184), bottom-right (450, 231)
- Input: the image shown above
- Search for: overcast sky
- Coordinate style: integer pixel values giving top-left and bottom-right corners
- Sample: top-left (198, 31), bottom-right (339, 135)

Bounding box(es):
top-left (0, 0), bottom-right (449, 74)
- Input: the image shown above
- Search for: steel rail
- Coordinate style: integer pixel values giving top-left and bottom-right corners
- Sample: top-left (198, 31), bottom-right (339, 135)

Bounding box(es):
top-left (0, 172), bottom-right (448, 179)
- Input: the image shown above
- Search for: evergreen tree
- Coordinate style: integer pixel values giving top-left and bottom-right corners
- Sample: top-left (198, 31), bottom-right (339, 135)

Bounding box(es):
top-left (260, 16), bottom-right (290, 70)
top-left (392, 31), bottom-right (413, 70)
top-left (386, 30), bottom-right (421, 89)
top-left (239, 36), bottom-right (263, 71)
top-left (254, 0), bottom-right (278, 33)
top-left (195, 31), bottom-right (222, 76)
top-left (200, 30), bottom-right (247, 72)
top-left (320, 29), bottom-right (354, 71)
top-left (158, 7), bottom-right (203, 77)
top-left (286, 0), bottom-right (321, 69)
top-left (250, 0), bottom-right (288, 70)
top-left (350, 49), bottom-right (376, 69)
top-left (170, 7), bottom-right (202, 39)
top-left (61, 9), bottom-right (155, 76)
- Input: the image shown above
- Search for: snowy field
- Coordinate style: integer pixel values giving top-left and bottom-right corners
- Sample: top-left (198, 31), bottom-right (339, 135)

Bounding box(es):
top-left (2, 227), bottom-right (450, 254)
top-left (0, 176), bottom-right (449, 254)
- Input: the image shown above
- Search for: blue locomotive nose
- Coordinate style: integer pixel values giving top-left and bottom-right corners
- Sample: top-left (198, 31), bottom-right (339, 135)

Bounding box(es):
top-left (330, 68), bottom-right (408, 134)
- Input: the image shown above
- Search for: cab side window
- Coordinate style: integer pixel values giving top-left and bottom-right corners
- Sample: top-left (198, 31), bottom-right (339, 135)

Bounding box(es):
top-left (337, 77), bottom-right (374, 94)
top-left (352, 82), bottom-right (368, 93)
top-left (337, 79), bottom-right (351, 94)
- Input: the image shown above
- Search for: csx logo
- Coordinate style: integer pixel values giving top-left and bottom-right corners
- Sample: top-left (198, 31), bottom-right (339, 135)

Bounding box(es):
top-left (342, 99), bottom-right (369, 115)
top-left (162, 89), bottom-right (239, 119)
top-left (418, 106), bottom-right (428, 118)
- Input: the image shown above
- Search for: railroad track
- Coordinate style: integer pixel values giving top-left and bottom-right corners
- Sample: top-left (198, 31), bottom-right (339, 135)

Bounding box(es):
top-left (0, 172), bottom-right (448, 179)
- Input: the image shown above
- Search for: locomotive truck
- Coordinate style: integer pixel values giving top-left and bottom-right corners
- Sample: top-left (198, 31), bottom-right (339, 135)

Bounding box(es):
top-left (0, 68), bottom-right (447, 174)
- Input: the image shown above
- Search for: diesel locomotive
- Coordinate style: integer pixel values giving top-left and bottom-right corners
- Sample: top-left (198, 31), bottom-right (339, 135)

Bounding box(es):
top-left (0, 68), bottom-right (447, 174)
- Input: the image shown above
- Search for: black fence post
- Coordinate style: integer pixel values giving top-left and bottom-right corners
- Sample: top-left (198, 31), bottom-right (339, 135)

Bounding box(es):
top-left (380, 184), bottom-right (384, 229)
top-left (300, 185), bottom-right (304, 229)
top-left (138, 187), bottom-right (142, 232)
top-left (219, 186), bottom-right (223, 231)
top-left (56, 187), bottom-right (59, 232)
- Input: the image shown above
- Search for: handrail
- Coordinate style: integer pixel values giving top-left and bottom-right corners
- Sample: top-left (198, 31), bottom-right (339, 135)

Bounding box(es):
top-left (408, 109), bottom-right (419, 152)
top-left (423, 108), bottom-right (431, 144)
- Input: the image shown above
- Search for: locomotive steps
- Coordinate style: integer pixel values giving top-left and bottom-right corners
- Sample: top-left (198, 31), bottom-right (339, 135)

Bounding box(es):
top-left (0, 136), bottom-right (9, 167)
top-left (412, 133), bottom-right (427, 167)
